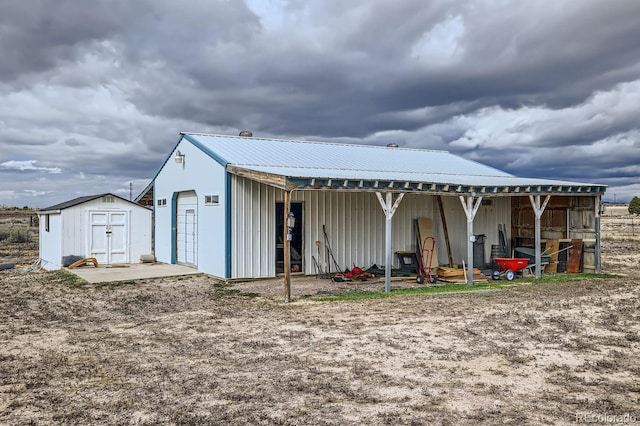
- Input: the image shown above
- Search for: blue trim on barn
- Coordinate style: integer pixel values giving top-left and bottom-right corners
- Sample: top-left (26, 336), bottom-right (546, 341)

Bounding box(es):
top-left (152, 181), bottom-right (156, 258)
top-left (171, 192), bottom-right (178, 264)
top-left (181, 133), bottom-right (229, 167)
top-left (225, 172), bottom-right (232, 279)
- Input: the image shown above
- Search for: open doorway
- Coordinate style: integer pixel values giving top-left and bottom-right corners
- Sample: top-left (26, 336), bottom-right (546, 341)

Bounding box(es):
top-left (276, 202), bottom-right (303, 274)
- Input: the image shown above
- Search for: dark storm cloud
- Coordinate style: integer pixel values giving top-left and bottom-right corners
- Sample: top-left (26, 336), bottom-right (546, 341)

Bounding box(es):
top-left (1, 0), bottom-right (640, 206)
top-left (120, 0), bottom-right (640, 142)
top-left (0, 1), bottom-right (128, 83)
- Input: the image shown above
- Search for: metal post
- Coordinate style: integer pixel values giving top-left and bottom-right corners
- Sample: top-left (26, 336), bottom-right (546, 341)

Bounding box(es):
top-left (595, 195), bottom-right (601, 273)
top-left (376, 192), bottom-right (405, 293)
top-left (459, 195), bottom-right (482, 286)
top-left (467, 206), bottom-right (474, 285)
top-left (535, 208), bottom-right (541, 277)
top-left (529, 194), bottom-right (551, 278)
top-left (385, 199), bottom-right (392, 293)
top-left (283, 190), bottom-right (291, 303)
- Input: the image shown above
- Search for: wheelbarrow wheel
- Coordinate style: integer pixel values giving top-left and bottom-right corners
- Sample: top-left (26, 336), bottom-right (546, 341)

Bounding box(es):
top-left (492, 270), bottom-right (501, 280)
top-left (505, 269), bottom-right (515, 281)
top-left (429, 274), bottom-right (437, 284)
top-left (416, 274), bottom-right (425, 284)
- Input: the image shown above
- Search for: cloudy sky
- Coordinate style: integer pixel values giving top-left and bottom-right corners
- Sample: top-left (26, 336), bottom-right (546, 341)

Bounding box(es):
top-left (1, 0), bottom-right (639, 208)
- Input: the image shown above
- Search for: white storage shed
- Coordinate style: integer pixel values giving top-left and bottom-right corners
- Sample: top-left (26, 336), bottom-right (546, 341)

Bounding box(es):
top-left (38, 193), bottom-right (152, 271)
top-left (143, 132), bottom-right (606, 298)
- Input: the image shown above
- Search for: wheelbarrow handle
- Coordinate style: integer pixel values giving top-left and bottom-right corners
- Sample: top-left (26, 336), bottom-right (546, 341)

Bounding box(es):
top-left (544, 245), bottom-right (573, 257)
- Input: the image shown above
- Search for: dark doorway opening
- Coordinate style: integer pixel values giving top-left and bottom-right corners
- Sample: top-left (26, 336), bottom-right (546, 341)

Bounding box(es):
top-left (276, 202), bottom-right (303, 274)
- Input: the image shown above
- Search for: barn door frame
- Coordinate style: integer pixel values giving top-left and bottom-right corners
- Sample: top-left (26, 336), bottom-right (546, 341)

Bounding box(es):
top-left (174, 191), bottom-right (198, 267)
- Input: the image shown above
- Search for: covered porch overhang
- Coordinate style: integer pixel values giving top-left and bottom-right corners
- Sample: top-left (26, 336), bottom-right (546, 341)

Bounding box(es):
top-left (226, 165), bottom-right (606, 302)
top-left (227, 164), bottom-right (606, 196)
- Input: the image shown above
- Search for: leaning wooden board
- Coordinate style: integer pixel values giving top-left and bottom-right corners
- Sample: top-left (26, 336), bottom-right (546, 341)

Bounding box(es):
top-left (566, 239), bottom-right (583, 273)
top-left (582, 239), bottom-right (596, 273)
top-left (544, 239), bottom-right (560, 273)
top-left (416, 218), bottom-right (439, 268)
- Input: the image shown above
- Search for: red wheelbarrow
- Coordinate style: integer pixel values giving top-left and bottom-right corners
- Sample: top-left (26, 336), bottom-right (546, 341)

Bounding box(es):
top-left (492, 258), bottom-right (530, 281)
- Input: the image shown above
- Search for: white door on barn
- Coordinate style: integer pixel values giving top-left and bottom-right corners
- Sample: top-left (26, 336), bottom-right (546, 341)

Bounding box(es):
top-left (89, 211), bottom-right (129, 264)
top-left (176, 191), bottom-right (197, 267)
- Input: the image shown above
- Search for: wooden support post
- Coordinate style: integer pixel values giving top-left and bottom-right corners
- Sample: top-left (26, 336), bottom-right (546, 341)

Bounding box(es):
top-left (283, 190), bottom-right (291, 303)
top-left (436, 195), bottom-right (453, 267)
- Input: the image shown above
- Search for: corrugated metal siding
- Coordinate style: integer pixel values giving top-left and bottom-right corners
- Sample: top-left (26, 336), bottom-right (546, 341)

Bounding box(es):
top-left (294, 190), bottom-right (392, 273)
top-left (231, 177), bottom-right (277, 278)
top-left (438, 196), bottom-right (512, 266)
top-left (232, 178), bottom-right (406, 278)
top-left (231, 175), bottom-right (513, 278)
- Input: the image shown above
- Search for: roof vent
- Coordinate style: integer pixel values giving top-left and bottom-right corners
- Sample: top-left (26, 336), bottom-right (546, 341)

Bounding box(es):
top-left (239, 130), bottom-right (253, 137)
top-left (387, 143), bottom-right (399, 148)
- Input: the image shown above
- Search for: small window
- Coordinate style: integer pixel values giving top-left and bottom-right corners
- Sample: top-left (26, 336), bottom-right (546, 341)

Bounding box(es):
top-left (205, 195), bottom-right (219, 206)
top-left (157, 198), bottom-right (167, 207)
top-left (45, 214), bottom-right (50, 232)
top-left (102, 196), bottom-right (115, 203)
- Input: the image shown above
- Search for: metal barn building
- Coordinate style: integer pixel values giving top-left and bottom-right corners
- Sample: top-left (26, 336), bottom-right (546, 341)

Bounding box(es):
top-left (38, 194), bottom-right (152, 271)
top-left (145, 132), bottom-right (606, 295)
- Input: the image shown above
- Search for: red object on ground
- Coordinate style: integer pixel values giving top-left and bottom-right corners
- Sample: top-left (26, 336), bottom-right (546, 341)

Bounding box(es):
top-left (493, 258), bottom-right (529, 272)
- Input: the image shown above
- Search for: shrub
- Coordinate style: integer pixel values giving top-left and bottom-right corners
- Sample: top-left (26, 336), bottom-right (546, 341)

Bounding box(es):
top-left (8, 230), bottom-right (31, 244)
top-left (629, 196), bottom-right (640, 215)
top-left (0, 230), bottom-right (9, 241)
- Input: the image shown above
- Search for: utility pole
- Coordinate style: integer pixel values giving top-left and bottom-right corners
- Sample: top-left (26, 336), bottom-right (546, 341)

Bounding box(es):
top-left (129, 182), bottom-right (133, 201)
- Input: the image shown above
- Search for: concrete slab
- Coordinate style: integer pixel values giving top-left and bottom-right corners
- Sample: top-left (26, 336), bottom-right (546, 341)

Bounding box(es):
top-left (68, 263), bottom-right (201, 283)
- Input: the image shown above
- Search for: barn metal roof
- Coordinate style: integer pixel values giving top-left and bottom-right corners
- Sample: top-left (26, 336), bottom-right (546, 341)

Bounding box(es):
top-left (178, 133), bottom-right (606, 196)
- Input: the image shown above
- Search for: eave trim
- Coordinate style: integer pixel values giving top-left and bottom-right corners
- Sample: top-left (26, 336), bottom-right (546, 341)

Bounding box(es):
top-left (285, 178), bottom-right (606, 195)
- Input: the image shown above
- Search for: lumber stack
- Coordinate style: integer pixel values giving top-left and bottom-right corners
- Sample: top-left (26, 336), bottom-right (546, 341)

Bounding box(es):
top-left (434, 266), bottom-right (487, 283)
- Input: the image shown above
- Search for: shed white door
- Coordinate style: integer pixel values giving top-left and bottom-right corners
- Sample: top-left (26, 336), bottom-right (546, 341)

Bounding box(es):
top-left (90, 211), bottom-right (128, 264)
top-left (176, 192), bottom-right (197, 266)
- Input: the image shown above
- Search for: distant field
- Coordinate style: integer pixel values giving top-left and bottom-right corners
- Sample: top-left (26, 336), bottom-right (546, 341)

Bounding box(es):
top-left (601, 204), bottom-right (639, 241)
top-left (0, 211), bottom-right (38, 265)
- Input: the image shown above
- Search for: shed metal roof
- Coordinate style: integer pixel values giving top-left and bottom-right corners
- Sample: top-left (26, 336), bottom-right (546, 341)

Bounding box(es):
top-left (177, 133), bottom-right (606, 196)
top-left (39, 193), bottom-right (148, 213)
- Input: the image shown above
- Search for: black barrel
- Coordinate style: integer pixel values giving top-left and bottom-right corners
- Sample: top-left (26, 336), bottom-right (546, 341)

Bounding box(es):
top-left (490, 244), bottom-right (505, 269)
top-left (473, 234), bottom-right (486, 269)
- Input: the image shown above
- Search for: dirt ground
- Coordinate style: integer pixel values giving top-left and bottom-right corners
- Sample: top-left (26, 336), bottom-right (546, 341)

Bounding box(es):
top-left (1, 212), bottom-right (639, 424)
